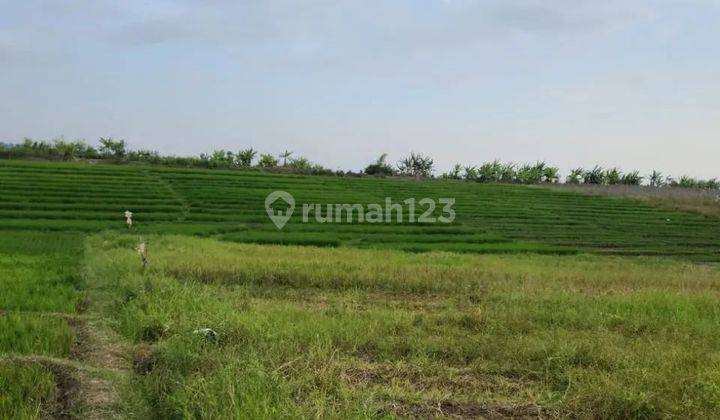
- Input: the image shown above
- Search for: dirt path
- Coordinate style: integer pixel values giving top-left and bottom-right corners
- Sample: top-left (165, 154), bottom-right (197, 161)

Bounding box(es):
top-left (1, 310), bottom-right (134, 418)
top-left (67, 317), bottom-right (132, 419)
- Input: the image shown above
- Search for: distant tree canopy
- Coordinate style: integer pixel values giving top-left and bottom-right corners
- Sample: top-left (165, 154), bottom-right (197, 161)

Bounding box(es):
top-left (563, 166), bottom-right (644, 186)
top-left (99, 137), bottom-right (127, 159)
top-left (0, 137), bottom-right (717, 189)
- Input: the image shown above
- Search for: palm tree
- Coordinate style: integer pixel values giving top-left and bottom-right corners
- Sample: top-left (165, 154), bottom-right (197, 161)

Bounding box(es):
top-left (605, 168), bottom-right (621, 185)
top-left (620, 171), bottom-right (643, 185)
top-left (649, 170), bottom-right (664, 187)
top-left (566, 168), bottom-right (584, 184)
top-left (279, 150), bottom-right (293, 167)
top-left (583, 166), bottom-right (606, 185)
top-left (542, 166), bottom-right (560, 183)
top-left (237, 148), bottom-right (257, 167)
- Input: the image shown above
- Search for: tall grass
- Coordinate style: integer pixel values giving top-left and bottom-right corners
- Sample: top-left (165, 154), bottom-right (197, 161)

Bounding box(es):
top-left (85, 234), bottom-right (720, 418)
top-left (0, 361), bottom-right (57, 420)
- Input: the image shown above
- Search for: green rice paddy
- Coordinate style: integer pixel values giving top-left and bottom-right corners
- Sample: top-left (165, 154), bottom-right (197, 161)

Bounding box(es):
top-left (1, 159), bottom-right (719, 260)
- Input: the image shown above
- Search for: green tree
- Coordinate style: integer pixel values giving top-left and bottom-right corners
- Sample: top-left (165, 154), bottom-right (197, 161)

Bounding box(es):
top-left (397, 152), bottom-right (434, 178)
top-left (236, 148), bottom-right (257, 167)
top-left (583, 166), bottom-right (606, 185)
top-left (257, 153), bottom-right (279, 168)
top-left (279, 150), bottom-right (293, 166)
top-left (566, 168), bottom-right (584, 184)
top-left (605, 168), bottom-right (621, 185)
top-left (477, 160), bottom-right (502, 183)
top-left (463, 166), bottom-right (478, 181)
top-left (98, 137), bottom-right (127, 159)
top-left (620, 171), bottom-right (643, 185)
top-left (53, 139), bottom-right (86, 161)
top-left (542, 166), bottom-right (560, 183)
top-left (649, 170), bottom-right (665, 187)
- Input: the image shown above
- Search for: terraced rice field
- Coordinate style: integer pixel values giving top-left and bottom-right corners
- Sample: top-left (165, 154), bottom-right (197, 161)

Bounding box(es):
top-left (1, 159), bottom-right (719, 260)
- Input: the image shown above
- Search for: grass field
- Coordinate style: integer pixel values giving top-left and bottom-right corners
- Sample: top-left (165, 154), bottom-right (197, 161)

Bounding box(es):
top-left (1, 159), bottom-right (720, 418)
top-left (87, 235), bottom-right (720, 418)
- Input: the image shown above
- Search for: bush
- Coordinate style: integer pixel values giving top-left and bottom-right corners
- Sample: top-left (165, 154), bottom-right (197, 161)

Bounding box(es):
top-left (397, 152), bottom-right (434, 178)
top-left (257, 154), bottom-right (279, 168)
top-left (365, 154), bottom-right (395, 176)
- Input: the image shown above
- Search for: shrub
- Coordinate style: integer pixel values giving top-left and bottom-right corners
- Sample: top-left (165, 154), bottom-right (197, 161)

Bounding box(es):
top-left (605, 168), bottom-right (621, 185)
top-left (365, 154), bottom-right (396, 176)
top-left (397, 152), bottom-right (434, 178)
top-left (566, 168), bottom-right (584, 184)
top-left (98, 137), bottom-right (127, 159)
top-left (236, 148), bottom-right (257, 167)
top-left (583, 166), bottom-right (606, 185)
top-left (621, 171), bottom-right (643, 186)
top-left (477, 160), bottom-right (502, 183)
top-left (257, 154), bottom-right (279, 168)
top-left (648, 170), bottom-right (665, 187)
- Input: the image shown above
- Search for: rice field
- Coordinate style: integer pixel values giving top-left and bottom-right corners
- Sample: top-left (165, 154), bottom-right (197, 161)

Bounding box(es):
top-left (1, 159), bottom-right (720, 418)
top-left (0, 231), bottom-right (83, 419)
top-left (1, 160), bottom-right (719, 261)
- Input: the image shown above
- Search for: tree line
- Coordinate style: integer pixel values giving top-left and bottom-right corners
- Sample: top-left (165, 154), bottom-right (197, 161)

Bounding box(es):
top-left (0, 137), bottom-right (717, 189)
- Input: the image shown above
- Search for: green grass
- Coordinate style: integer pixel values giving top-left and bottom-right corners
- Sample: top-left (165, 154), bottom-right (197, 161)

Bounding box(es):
top-left (2, 159), bottom-right (720, 417)
top-left (0, 361), bottom-right (57, 420)
top-left (0, 231), bottom-right (83, 418)
top-left (84, 233), bottom-right (720, 418)
top-left (0, 314), bottom-right (74, 357)
top-left (0, 231), bottom-right (83, 312)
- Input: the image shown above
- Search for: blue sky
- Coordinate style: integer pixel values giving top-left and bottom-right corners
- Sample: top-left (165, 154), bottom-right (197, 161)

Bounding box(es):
top-left (1, 0), bottom-right (719, 177)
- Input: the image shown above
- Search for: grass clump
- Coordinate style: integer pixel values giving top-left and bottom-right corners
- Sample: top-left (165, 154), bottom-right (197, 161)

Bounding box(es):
top-left (0, 361), bottom-right (57, 420)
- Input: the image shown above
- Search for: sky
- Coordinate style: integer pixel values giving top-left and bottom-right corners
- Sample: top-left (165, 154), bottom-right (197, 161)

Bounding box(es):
top-left (1, 0), bottom-right (719, 177)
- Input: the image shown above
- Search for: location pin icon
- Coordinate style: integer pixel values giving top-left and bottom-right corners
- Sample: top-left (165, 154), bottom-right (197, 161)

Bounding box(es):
top-left (265, 191), bottom-right (295, 230)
